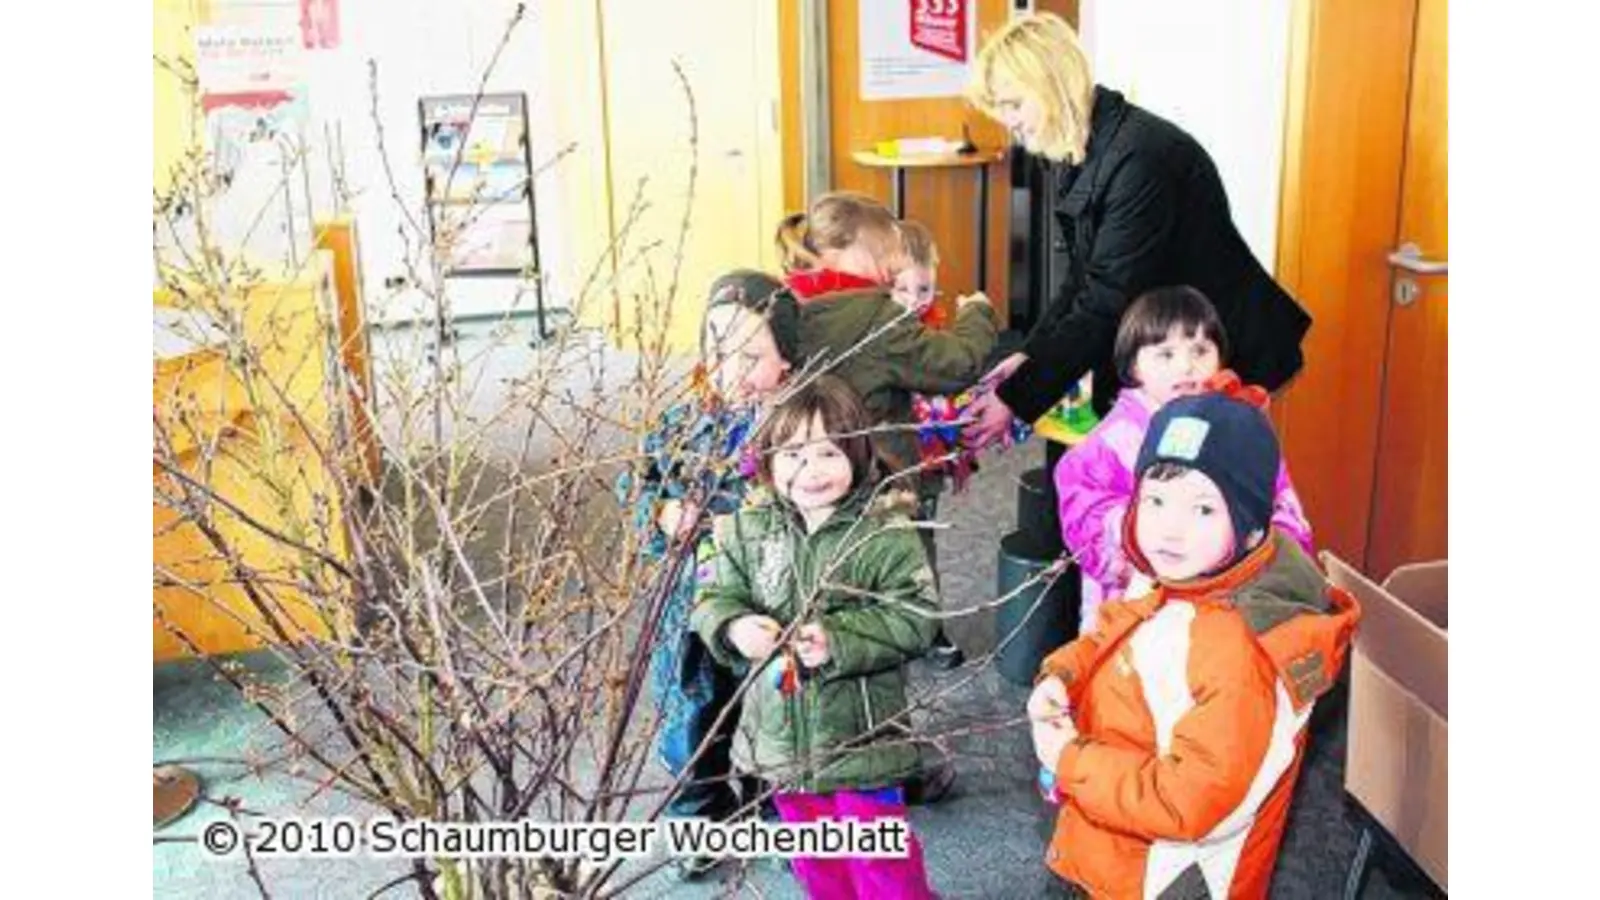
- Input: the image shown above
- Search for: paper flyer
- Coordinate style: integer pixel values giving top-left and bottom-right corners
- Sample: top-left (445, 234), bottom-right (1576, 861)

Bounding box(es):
top-left (860, 0), bottom-right (976, 102)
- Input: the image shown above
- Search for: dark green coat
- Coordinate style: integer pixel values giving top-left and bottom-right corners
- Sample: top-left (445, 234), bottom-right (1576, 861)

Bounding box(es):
top-left (690, 492), bottom-right (939, 794)
top-left (792, 287), bottom-right (998, 480)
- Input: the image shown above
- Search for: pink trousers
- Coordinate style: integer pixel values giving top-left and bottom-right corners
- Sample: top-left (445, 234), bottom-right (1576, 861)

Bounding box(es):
top-left (773, 787), bottom-right (935, 900)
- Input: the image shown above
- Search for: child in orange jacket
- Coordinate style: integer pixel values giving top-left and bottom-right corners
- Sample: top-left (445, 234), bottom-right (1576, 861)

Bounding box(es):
top-left (1028, 384), bottom-right (1360, 899)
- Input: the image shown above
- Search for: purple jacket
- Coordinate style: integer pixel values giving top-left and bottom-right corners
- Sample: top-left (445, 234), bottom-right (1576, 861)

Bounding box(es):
top-left (1053, 388), bottom-right (1315, 630)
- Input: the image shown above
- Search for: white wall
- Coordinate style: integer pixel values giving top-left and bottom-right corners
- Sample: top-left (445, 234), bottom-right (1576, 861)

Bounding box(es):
top-left (203, 0), bottom-right (605, 324)
top-left (325, 0), bottom-right (602, 324)
top-left (1079, 0), bottom-right (1294, 271)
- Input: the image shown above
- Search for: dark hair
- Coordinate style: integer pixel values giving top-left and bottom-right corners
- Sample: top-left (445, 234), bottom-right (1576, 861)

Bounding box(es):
top-left (1113, 286), bottom-right (1230, 387)
top-left (1141, 460), bottom-right (1196, 483)
top-left (699, 269), bottom-right (801, 366)
top-left (755, 375), bottom-right (876, 494)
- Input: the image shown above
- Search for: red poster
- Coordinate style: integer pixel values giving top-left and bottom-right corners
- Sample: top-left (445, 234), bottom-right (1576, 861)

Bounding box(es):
top-left (909, 0), bottom-right (968, 64)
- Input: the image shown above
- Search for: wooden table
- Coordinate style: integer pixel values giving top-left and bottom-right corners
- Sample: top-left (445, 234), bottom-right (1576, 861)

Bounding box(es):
top-left (852, 148), bottom-right (1008, 291)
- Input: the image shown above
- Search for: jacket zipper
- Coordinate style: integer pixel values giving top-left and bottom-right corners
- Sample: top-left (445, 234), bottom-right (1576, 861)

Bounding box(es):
top-left (1073, 601), bottom-right (1163, 717)
top-left (859, 677), bottom-right (877, 734)
top-left (793, 674), bottom-right (809, 786)
top-left (792, 527), bottom-right (812, 782)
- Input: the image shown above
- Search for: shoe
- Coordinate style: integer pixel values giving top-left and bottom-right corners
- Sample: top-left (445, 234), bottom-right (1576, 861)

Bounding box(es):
top-left (739, 776), bottom-right (780, 822)
top-left (925, 640), bottom-right (965, 670)
top-left (904, 758), bottom-right (957, 806)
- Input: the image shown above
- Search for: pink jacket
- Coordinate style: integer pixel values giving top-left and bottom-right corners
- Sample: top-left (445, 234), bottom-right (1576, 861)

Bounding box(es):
top-left (1054, 387), bottom-right (1315, 631)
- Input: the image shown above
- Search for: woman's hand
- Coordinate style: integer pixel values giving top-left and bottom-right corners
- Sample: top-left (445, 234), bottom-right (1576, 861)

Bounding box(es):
top-left (955, 291), bottom-right (993, 310)
top-left (962, 351), bottom-right (1027, 449)
top-left (963, 390), bottom-right (1019, 450)
top-left (728, 615), bottom-right (782, 662)
top-left (986, 351), bottom-right (1028, 384)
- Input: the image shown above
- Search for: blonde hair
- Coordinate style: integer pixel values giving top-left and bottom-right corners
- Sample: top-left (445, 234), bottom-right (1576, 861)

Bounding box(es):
top-left (897, 220), bottom-right (940, 269)
top-left (774, 191), bottom-right (902, 273)
top-left (968, 12), bottom-right (1096, 164)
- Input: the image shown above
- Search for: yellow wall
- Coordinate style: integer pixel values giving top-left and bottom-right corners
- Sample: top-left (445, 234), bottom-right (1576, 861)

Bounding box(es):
top-left (156, 1), bottom-right (782, 353)
top-left (155, 5), bottom-right (362, 660)
top-left (153, 0), bottom-right (207, 196)
top-left (549, 0), bottom-right (784, 355)
top-left (532, 0), bottom-right (618, 339)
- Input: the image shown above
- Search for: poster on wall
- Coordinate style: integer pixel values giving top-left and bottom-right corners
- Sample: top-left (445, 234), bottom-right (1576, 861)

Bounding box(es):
top-left (859, 0), bottom-right (976, 102)
top-left (194, 21), bottom-right (305, 95)
top-left (201, 2), bottom-right (339, 51)
top-left (419, 93), bottom-right (539, 276)
top-left (190, 22), bottom-right (314, 267)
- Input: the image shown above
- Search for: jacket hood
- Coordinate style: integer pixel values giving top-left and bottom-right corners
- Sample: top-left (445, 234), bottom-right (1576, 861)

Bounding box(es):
top-left (1125, 518), bottom-right (1361, 710)
top-left (784, 269), bottom-right (884, 301)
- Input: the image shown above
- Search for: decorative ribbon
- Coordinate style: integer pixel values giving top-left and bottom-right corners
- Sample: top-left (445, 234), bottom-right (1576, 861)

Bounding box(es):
top-left (911, 381), bottom-right (1032, 493)
top-left (1203, 369), bottom-right (1271, 410)
top-left (771, 648), bottom-right (806, 696)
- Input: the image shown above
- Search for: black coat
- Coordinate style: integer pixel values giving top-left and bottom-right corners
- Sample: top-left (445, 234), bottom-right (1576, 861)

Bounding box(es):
top-left (996, 87), bottom-right (1312, 422)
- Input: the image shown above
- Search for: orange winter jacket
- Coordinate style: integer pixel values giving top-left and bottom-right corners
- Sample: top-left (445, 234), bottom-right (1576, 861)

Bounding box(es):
top-left (1038, 530), bottom-right (1359, 899)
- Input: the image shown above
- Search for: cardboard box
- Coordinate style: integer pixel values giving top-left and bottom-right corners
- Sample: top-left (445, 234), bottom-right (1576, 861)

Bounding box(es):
top-left (1323, 553), bottom-right (1447, 891)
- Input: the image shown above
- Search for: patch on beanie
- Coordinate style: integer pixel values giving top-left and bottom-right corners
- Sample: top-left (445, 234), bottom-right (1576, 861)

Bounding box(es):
top-left (1156, 416), bottom-right (1210, 461)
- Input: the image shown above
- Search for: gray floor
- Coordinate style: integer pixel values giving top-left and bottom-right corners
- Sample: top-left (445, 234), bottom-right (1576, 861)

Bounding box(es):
top-left (154, 320), bottom-right (1441, 898)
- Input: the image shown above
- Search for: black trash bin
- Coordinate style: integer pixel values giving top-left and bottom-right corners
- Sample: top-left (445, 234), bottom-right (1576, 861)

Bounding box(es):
top-left (1016, 467), bottom-right (1065, 559)
top-left (994, 531), bottom-right (1080, 686)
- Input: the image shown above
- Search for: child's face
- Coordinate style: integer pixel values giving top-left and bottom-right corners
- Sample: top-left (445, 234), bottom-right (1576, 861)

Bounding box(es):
top-left (1133, 326), bottom-right (1222, 406)
top-left (771, 412), bottom-right (855, 513)
top-left (703, 306), bottom-right (790, 402)
top-left (827, 226), bottom-right (901, 285)
top-left (891, 264), bottom-right (937, 314)
top-left (1134, 469), bottom-right (1236, 581)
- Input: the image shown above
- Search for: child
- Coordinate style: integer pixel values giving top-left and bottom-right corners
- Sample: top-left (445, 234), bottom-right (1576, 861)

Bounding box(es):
top-left (886, 220), bottom-right (957, 581)
top-left (775, 192), bottom-right (997, 672)
top-left (890, 220), bottom-right (944, 327)
top-left (615, 269), bottom-right (799, 879)
top-left (1054, 286), bottom-right (1315, 633)
top-left (691, 375), bottom-right (940, 900)
top-left (1028, 388), bottom-right (1360, 899)
top-left (894, 220), bottom-right (1033, 498)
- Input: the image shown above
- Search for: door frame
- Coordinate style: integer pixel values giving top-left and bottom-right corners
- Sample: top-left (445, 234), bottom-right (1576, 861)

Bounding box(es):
top-left (1272, 0), bottom-right (1426, 575)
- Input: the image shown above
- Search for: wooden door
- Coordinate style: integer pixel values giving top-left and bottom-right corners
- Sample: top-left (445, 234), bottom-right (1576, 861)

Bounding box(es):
top-left (1273, 0), bottom-right (1446, 577)
top-left (599, 0), bottom-right (781, 354)
top-left (821, 0), bottom-right (1020, 313)
top-left (1367, 0), bottom-right (1447, 578)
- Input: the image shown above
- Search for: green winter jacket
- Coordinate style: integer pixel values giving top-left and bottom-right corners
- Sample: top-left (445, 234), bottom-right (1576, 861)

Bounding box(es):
top-left (690, 491), bottom-right (939, 794)
top-left (793, 287), bottom-right (998, 482)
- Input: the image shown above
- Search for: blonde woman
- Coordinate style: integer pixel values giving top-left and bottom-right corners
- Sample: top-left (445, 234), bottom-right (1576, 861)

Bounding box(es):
top-left (962, 13), bottom-right (1312, 457)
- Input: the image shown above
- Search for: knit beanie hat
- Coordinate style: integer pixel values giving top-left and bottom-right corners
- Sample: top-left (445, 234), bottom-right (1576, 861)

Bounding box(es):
top-left (1135, 389), bottom-right (1281, 560)
top-left (704, 269), bottom-right (802, 366)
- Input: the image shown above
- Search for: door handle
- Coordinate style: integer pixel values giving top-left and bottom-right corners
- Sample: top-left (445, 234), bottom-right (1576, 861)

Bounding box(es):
top-left (1387, 242), bottom-right (1448, 275)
